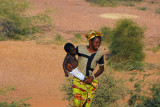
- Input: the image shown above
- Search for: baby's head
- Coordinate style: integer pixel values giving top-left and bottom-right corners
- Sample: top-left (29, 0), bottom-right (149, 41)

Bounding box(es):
top-left (64, 43), bottom-right (76, 56)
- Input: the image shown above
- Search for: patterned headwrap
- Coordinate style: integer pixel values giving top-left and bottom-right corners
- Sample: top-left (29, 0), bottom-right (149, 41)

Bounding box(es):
top-left (85, 30), bottom-right (101, 41)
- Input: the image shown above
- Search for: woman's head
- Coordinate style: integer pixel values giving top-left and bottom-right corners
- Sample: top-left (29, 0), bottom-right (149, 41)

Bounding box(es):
top-left (90, 36), bottom-right (101, 51)
top-left (85, 30), bottom-right (102, 51)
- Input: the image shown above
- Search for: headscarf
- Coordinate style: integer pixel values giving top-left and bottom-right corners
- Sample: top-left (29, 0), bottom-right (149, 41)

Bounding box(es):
top-left (85, 30), bottom-right (101, 41)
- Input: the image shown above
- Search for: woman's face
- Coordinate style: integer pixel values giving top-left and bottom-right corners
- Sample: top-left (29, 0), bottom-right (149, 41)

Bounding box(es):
top-left (90, 37), bottom-right (101, 51)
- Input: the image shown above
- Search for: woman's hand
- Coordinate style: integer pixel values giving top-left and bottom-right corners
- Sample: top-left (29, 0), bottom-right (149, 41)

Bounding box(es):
top-left (84, 76), bottom-right (94, 84)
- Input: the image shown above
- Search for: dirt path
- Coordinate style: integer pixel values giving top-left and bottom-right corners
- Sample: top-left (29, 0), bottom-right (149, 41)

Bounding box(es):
top-left (0, 0), bottom-right (160, 107)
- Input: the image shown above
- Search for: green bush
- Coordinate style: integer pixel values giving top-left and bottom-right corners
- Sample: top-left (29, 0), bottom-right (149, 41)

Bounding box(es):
top-left (61, 74), bottom-right (126, 107)
top-left (100, 26), bottom-right (113, 45)
top-left (0, 85), bottom-right (31, 107)
top-left (0, 0), bottom-right (52, 40)
top-left (108, 19), bottom-right (145, 71)
top-left (91, 74), bottom-right (126, 107)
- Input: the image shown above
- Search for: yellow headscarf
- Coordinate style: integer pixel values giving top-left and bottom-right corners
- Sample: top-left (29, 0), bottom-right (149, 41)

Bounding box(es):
top-left (85, 30), bottom-right (101, 41)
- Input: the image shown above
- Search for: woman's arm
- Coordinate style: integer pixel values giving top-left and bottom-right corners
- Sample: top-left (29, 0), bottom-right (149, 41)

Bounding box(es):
top-left (94, 65), bottom-right (104, 78)
top-left (84, 65), bottom-right (104, 84)
top-left (85, 55), bottom-right (104, 84)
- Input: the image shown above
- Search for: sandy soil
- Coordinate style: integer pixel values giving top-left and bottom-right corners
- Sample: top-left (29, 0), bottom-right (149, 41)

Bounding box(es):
top-left (0, 41), bottom-right (68, 107)
top-left (0, 0), bottom-right (160, 107)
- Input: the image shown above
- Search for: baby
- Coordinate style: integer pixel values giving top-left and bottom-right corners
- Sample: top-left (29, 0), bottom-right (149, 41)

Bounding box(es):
top-left (63, 43), bottom-right (99, 88)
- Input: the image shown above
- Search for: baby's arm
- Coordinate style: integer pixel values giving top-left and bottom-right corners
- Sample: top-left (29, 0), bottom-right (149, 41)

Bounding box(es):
top-left (63, 55), bottom-right (69, 77)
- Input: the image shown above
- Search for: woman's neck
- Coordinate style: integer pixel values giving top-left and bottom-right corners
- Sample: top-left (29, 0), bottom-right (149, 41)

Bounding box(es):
top-left (87, 45), bottom-right (96, 53)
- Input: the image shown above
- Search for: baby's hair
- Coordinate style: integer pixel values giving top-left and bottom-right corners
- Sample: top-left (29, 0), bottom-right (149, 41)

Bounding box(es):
top-left (64, 43), bottom-right (75, 53)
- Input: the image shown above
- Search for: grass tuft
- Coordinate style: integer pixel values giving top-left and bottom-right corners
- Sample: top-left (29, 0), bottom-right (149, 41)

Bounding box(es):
top-left (72, 33), bottom-right (84, 44)
top-left (54, 33), bottom-right (67, 45)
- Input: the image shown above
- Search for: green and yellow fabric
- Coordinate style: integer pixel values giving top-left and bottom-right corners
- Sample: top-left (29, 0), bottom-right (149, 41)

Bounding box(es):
top-left (73, 77), bottom-right (98, 107)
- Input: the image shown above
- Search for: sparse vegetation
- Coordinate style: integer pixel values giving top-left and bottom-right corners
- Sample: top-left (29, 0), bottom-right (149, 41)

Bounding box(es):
top-left (86, 0), bottom-right (143, 7)
top-left (136, 80), bottom-right (160, 107)
top-left (86, 0), bottom-right (119, 7)
top-left (0, 0), bottom-right (52, 40)
top-left (147, 44), bottom-right (160, 53)
top-left (124, 2), bottom-right (136, 7)
top-left (54, 33), bottom-right (67, 45)
top-left (152, 44), bottom-right (160, 52)
top-left (71, 33), bottom-right (84, 44)
top-left (145, 62), bottom-right (160, 71)
top-left (137, 6), bottom-right (147, 11)
top-left (61, 77), bottom-right (73, 107)
top-left (156, 8), bottom-right (160, 14)
top-left (36, 37), bottom-right (55, 45)
top-left (128, 79), bottom-right (160, 107)
top-left (0, 85), bottom-right (31, 107)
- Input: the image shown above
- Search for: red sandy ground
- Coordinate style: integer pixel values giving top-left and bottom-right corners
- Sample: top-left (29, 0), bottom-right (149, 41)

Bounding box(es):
top-left (0, 0), bottom-right (160, 107)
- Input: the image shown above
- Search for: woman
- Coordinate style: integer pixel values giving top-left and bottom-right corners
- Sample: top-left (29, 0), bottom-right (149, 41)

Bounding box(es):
top-left (67, 30), bottom-right (104, 107)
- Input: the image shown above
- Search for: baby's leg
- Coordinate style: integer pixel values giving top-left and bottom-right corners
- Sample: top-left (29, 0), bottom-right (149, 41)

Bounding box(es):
top-left (69, 68), bottom-right (85, 81)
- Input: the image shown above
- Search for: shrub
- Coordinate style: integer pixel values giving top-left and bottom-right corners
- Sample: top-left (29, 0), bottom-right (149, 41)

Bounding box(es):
top-left (100, 26), bottom-right (113, 45)
top-left (91, 74), bottom-right (126, 107)
top-left (108, 19), bottom-right (145, 71)
top-left (0, 0), bottom-right (52, 40)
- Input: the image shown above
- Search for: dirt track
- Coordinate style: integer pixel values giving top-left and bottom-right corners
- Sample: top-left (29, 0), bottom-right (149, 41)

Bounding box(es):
top-left (0, 0), bottom-right (160, 107)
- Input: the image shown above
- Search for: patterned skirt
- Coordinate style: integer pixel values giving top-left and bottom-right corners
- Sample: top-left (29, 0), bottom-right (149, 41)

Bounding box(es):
top-left (72, 77), bottom-right (98, 107)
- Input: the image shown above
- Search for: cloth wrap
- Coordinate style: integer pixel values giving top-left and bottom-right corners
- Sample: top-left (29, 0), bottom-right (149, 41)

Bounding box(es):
top-left (73, 77), bottom-right (98, 107)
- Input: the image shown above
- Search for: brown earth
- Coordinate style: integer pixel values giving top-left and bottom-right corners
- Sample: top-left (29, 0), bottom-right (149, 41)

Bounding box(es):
top-left (0, 0), bottom-right (160, 107)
